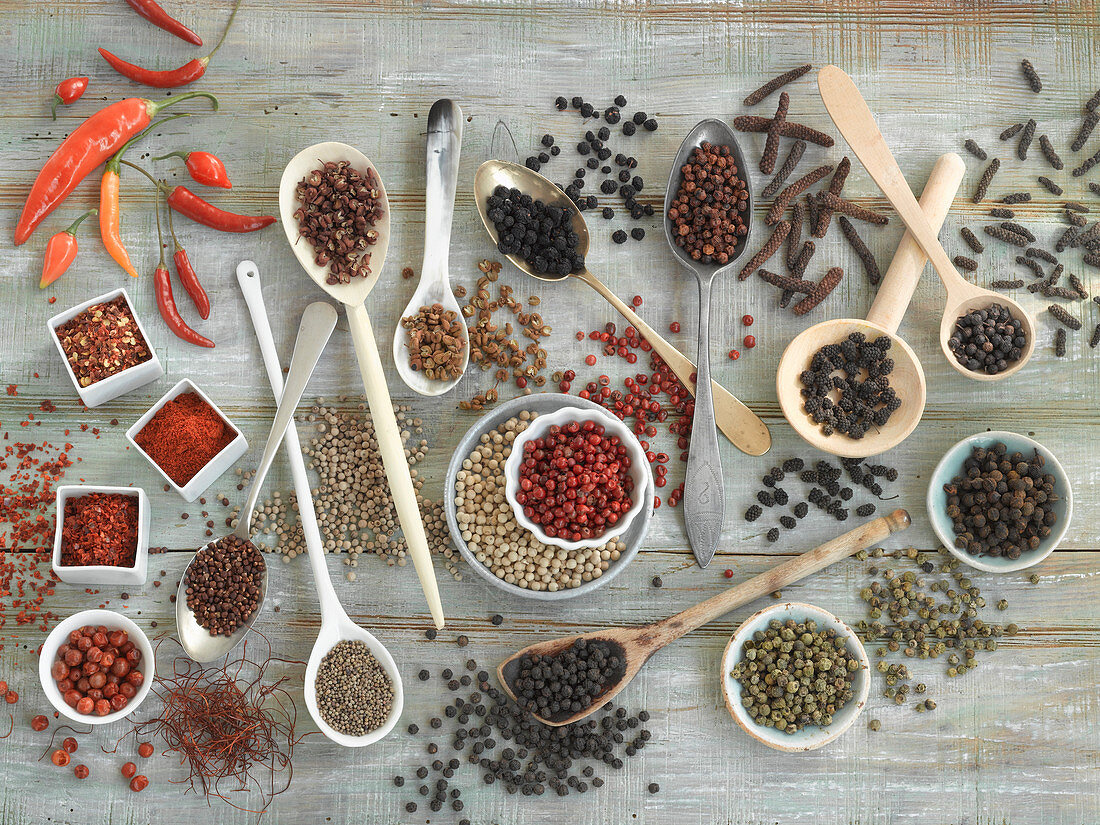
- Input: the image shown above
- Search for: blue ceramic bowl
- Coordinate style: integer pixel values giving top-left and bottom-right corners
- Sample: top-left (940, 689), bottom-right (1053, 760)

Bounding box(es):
top-left (926, 431), bottom-right (1072, 573)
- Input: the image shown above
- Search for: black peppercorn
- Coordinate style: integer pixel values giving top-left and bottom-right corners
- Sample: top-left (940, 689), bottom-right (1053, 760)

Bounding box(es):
top-left (580, 102), bottom-right (595, 118)
top-left (632, 111), bottom-right (647, 125)
top-left (541, 134), bottom-right (555, 147)
top-left (612, 230), bottom-right (628, 244)
top-left (622, 121), bottom-right (637, 136)
top-left (555, 97), bottom-right (568, 110)
top-left (643, 118), bottom-right (658, 131)
top-left (602, 207), bottom-right (614, 219)
top-left (524, 156), bottom-right (541, 172)
top-left (631, 228), bottom-right (645, 241)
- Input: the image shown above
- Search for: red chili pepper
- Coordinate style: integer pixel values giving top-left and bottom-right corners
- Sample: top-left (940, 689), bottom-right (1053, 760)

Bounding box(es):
top-left (14, 90), bottom-right (218, 245)
top-left (40, 209), bottom-right (97, 289)
top-left (124, 0), bottom-right (203, 47)
top-left (51, 77), bottom-right (89, 120)
top-left (167, 185), bottom-right (275, 233)
top-left (152, 192), bottom-right (214, 348)
top-left (153, 150), bottom-right (231, 188)
top-left (165, 200), bottom-right (210, 319)
top-left (99, 0), bottom-right (239, 89)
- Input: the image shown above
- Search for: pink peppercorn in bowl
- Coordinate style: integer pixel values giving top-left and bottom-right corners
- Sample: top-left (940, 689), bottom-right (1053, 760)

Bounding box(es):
top-left (38, 609), bottom-right (155, 726)
top-left (51, 485), bottom-right (150, 587)
top-left (504, 404), bottom-right (652, 552)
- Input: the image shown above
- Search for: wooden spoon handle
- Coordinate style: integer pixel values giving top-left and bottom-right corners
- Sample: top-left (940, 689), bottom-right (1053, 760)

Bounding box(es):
top-left (644, 509), bottom-right (911, 648)
top-left (816, 66), bottom-right (968, 294)
top-left (574, 269), bottom-right (772, 456)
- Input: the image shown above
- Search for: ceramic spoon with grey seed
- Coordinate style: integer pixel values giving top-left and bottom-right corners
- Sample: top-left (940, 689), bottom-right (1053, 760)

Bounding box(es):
top-left (662, 119), bottom-right (755, 568)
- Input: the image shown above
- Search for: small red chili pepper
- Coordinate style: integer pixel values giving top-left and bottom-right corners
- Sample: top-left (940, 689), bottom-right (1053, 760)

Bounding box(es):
top-left (40, 209), bottom-right (97, 289)
top-left (14, 90), bottom-right (218, 245)
top-left (166, 185), bottom-right (275, 233)
top-left (165, 199), bottom-right (210, 319)
top-left (125, 0), bottom-right (203, 47)
top-left (51, 76), bottom-right (89, 120)
top-left (152, 191), bottom-right (214, 348)
top-left (153, 150), bottom-right (231, 188)
top-left (99, 0), bottom-right (240, 89)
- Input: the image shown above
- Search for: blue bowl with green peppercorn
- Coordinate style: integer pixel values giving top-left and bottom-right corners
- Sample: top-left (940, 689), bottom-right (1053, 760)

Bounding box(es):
top-left (927, 431), bottom-right (1072, 573)
top-left (721, 602), bottom-right (869, 752)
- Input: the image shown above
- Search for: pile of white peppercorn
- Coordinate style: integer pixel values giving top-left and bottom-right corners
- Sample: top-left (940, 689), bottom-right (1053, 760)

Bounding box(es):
top-left (452, 412), bottom-right (624, 592)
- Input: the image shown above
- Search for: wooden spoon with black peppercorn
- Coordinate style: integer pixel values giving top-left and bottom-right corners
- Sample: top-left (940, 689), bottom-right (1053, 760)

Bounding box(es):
top-left (472, 159), bottom-right (771, 459)
top-left (498, 508), bottom-right (911, 727)
top-left (817, 65), bottom-right (1037, 382)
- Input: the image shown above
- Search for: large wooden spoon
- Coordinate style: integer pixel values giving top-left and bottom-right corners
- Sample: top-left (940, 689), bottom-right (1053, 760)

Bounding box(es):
top-left (498, 509), bottom-right (911, 727)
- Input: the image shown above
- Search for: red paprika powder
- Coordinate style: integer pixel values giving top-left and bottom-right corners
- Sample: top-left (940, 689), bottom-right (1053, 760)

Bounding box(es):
top-left (134, 391), bottom-right (233, 486)
top-left (60, 492), bottom-right (138, 567)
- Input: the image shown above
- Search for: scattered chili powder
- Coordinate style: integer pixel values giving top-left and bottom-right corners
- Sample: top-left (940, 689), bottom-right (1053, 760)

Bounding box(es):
top-left (53, 296), bottom-right (152, 388)
top-left (134, 392), bottom-right (234, 486)
top-left (59, 493), bottom-right (138, 568)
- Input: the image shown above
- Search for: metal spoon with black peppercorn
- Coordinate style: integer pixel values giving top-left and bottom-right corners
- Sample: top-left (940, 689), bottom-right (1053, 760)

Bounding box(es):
top-left (472, 159), bottom-right (770, 458)
top-left (176, 301), bottom-right (338, 663)
top-left (499, 509), bottom-right (910, 727)
top-left (662, 120), bottom-right (754, 567)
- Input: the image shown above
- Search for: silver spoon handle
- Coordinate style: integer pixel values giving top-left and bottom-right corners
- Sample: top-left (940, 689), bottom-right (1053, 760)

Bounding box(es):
top-left (237, 301), bottom-right (338, 538)
top-left (423, 99), bottom-right (463, 279)
top-left (683, 277), bottom-right (724, 568)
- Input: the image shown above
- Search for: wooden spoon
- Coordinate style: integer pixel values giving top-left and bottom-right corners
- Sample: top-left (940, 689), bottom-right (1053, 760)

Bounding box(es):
top-left (498, 508), bottom-right (911, 727)
top-left (817, 65), bottom-right (1037, 381)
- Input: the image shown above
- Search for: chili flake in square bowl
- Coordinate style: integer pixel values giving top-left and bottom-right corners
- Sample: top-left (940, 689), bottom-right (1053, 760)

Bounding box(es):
top-left (47, 288), bottom-right (163, 407)
top-left (51, 485), bottom-right (149, 586)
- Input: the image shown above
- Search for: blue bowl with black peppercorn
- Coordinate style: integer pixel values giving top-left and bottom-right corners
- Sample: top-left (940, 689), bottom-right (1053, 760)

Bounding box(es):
top-left (927, 431), bottom-right (1072, 573)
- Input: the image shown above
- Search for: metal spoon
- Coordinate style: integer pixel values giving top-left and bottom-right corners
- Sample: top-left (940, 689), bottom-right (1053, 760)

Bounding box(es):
top-left (237, 261), bottom-right (403, 747)
top-left (662, 119), bottom-right (754, 568)
top-left (393, 99), bottom-right (469, 396)
top-left (278, 141), bottom-right (445, 629)
top-left (472, 159), bottom-right (770, 458)
top-left (175, 302), bottom-right (338, 663)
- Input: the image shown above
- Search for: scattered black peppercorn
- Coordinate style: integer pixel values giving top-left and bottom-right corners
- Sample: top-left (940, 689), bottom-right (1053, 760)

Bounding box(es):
top-left (612, 230), bottom-right (628, 244)
top-left (555, 97), bottom-right (568, 110)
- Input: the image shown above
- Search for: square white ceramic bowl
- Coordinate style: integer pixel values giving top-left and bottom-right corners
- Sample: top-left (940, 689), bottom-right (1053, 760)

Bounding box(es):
top-left (47, 288), bottom-right (163, 408)
top-left (39, 609), bottom-right (155, 726)
top-left (52, 485), bottom-right (150, 586)
top-left (126, 378), bottom-right (248, 502)
top-left (721, 602), bottom-right (870, 752)
top-left (927, 430), bottom-right (1071, 573)
top-left (503, 404), bottom-right (652, 552)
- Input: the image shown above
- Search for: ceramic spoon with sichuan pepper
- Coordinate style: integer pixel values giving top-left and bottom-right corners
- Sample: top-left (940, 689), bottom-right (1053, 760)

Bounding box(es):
top-left (473, 159), bottom-right (770, 459)
top-left (279, 142), bottom-right (445, 629)
top-left (176, 301), bottom-right (339, 663)
top-left (499, 509), bottom-right (911, 727)
top-left (662, 119), bottom-right (755, 568)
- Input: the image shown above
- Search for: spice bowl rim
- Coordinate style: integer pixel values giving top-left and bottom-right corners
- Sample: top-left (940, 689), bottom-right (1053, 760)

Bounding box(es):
top-left (38, 608), bottom-right (156, 726)
top-left (125, 378), bottom-right (248, 503)
top-left (46, 287), bottom-right (164, 408)
top-left (444, 394), bottom-right (653, 601)
top-left (502, 404), bottom-right (652, 552)
top-left (927, 430), bottom-right (1072, 573)
top-left (721, 601), bottom-right (870, 753)
top-left (51, 484), bottom-right (150, 586)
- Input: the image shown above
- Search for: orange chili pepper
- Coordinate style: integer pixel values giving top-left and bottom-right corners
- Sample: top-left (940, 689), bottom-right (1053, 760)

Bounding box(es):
top-left (99, 113), bottom-right (190, 278)
top-left (40, 209), bottom-right (97, 289)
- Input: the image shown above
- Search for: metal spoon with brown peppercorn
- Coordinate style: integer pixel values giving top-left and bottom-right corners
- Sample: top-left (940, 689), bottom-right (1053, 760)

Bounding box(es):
top-left (176, 301), bottom-right (338, 663)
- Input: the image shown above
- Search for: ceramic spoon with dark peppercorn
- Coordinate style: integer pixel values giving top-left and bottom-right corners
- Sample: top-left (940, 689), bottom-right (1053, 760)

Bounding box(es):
top-left (473, 159), bottom-right (771, 459)
top-left (176, 301), bottom-right (338, 663)
top-left (776, 153), bottom-right (964, 458)
top-left (818, 65), bottom-right (1036, 382)
top-left (662, 119), bottom-right (754, 568)
top-left (498, 509), bottom-right (911, 727)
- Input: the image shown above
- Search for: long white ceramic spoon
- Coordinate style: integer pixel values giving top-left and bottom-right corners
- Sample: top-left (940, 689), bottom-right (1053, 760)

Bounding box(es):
top-left (236, 261), bottom-right (403, 747)
top-left (279, 142), bottom-right (444, 629)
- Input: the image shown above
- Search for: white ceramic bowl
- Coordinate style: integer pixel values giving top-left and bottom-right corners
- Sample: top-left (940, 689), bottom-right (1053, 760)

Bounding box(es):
top-left (47, 288), bottom-right (163, 408)
top-left (39, 609), bottom-right (155, 726)
top-left (927, 431), bottom-right (1071, 573)
top-left (503, 404), bottom-right (651, 552)
top-left (721, 602), bottom-right (870, 752)
top-left (126, 378), bottom-right (248, 502)
top-left (52, 485), bottom-right (150, 586)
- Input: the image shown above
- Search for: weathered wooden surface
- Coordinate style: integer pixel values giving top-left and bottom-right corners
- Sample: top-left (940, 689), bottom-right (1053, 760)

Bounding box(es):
top-left (1, 2), bottom-right (1099, 824)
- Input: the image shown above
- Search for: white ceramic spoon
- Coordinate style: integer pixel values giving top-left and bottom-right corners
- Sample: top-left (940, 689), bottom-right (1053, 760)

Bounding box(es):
top-left (393, 99), bottom-right (468, 396)
top-left (237, 261), bottom-right (403, 747)
top-left (279, 141), bottom-right (444, 629)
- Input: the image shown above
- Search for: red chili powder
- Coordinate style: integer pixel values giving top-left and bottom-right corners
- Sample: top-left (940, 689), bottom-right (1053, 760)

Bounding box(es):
top-left (134, 392), bottom-right (234, 486)
top-left (60, 493), bottom-right (138, 568)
